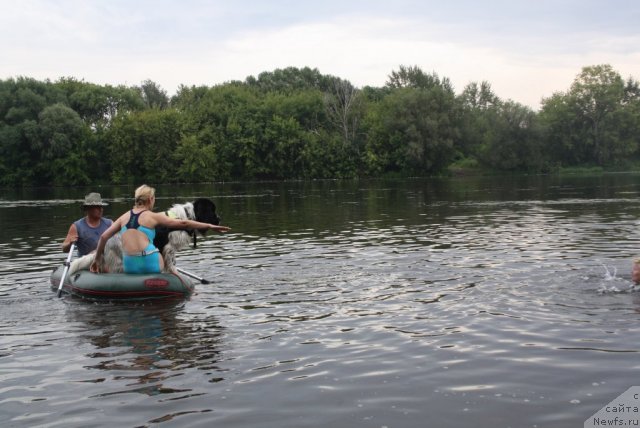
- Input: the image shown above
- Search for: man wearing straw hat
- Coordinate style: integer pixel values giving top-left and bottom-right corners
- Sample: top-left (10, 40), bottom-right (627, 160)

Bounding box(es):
top-left (62, 192), bottom-right (113, 257)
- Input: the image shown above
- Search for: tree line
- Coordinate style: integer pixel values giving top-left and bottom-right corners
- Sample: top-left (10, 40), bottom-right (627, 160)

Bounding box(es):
top-left (1, 64), bottom-right (639, 186)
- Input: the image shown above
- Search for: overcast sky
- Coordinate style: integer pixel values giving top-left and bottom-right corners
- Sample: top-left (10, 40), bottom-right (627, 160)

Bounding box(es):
top-left (2, 0), bottom-right (639, 109)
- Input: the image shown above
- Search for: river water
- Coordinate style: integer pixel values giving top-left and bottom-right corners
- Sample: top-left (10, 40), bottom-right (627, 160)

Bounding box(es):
top-left (2, 176), bottom-right (640, 427)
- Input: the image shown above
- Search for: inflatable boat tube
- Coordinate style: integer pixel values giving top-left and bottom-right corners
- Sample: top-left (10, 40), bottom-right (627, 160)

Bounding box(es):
top-left (50, 266), bottom-right (195, 301)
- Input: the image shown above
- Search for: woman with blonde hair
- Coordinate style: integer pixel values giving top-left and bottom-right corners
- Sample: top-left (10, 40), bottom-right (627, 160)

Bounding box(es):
top-left (90, 185), bottom-right (230, 274)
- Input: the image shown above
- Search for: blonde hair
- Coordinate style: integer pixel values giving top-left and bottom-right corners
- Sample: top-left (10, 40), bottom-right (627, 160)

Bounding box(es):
top-left (134, 184), bottom-right (155, 207)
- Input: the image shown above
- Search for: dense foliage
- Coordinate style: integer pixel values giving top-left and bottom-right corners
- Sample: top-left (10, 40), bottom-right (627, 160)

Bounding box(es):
top-left (1, 64), bottom-right (639, 186)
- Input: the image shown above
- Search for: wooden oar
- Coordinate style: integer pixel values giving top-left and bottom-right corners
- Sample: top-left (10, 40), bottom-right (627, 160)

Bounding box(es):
top-left (56, 242), bottom-right (76, 297)
top-left (176, 267), bottom-right (211, 284)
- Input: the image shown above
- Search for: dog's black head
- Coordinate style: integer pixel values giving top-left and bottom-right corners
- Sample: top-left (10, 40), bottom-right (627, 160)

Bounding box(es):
top-left (187, 198), bottom-right (220, 249)
top-left (153, 198), bottom-right (221, 253)
top-left (193, 198), bottom-right (220, 226)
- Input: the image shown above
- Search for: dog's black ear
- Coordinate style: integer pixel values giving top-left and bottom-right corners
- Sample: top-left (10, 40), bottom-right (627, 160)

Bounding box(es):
top-left (193, 198), bottom-right (220, 225)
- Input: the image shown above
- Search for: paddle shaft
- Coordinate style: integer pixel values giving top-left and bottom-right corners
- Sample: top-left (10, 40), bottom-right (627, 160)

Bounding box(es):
top-left (56, 242), bottom-right (76, 297)
top-left (176, 267), bottom-right (211, 284)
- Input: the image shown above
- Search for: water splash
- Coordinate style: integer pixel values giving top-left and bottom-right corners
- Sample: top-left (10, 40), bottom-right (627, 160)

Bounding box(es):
top-left (602, 264), bottom-right (617, 281)
top-left (597, 263), bottom-right (637, 294)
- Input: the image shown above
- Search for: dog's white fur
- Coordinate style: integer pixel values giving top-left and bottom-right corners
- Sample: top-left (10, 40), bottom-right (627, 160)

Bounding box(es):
top-left (70, 202), bottom-right (199, 275)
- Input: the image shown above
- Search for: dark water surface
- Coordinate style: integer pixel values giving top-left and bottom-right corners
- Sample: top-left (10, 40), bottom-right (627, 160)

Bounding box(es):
top-left (2, 176), bottom-right (640, 427)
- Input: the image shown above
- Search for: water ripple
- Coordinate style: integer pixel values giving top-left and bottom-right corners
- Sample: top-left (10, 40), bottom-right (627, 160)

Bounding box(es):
top-left (4, 178), bottom-right (640, 427)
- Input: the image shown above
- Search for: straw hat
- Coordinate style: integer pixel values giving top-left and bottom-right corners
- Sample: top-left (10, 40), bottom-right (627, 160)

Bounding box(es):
top-left (82, 192), bottom-right (108, 207)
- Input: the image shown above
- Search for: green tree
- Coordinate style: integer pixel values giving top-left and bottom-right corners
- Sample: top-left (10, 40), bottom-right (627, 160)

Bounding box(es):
top-left (262, 115), bottom-right (305, 177)
top-left (171, 84), bottom-right (209, 113)
top-left (138, 79), bottom-right (169, 110)
top-left (261, 89), bottom-right (343, 178)
top-left (2, 65), bottom-right (640, 187)
top-left (323, 77), bottom-right (364, 151)
top-left (540, 64), bottom-right (638, 166)
top-left (56, 78), bottom-right (109, 126)
top-left (108, 109), bottom-right (182, 183)
top-left (456, 81), bottom-right (501, 161)
top-left (0, 77), bottom-right (68, 185)
top-left (55, 78), bottom-right (144, 127)
top-left (36, 103), bottom-right (92, 185)
top-left (386, 65), bottom-right (453, 92)
top-left (365, 85), bottom-right (458, 176)
top-left (176, 83), bottom-right (265, 180)
top-left (246, 66), bottom-right (332, 93)
top-left (52, 78), bottom-right (146, 181)
top-left (570, 64), bottom-right (626, 164)
top-left (538, 92), bottom-right (582, 165)
top-left (173, 135), bottom-right (218, 183)
top-left (476, 101), bottom-right (544, 171)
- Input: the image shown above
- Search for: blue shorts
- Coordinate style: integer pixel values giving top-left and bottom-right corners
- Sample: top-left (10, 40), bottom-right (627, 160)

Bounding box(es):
top-left (122, 244), bottom-right (162, 274)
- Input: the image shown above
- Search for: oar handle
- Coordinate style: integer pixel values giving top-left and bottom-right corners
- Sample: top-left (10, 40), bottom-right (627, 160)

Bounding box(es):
top-left (176, 267), bottom-right (211, 284)
top-left (56, 242), bottom-right (76, 297)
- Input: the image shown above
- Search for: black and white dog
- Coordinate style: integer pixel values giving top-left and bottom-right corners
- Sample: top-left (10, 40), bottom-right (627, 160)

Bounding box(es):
top-left (71, 198), bottom-right (220, 274)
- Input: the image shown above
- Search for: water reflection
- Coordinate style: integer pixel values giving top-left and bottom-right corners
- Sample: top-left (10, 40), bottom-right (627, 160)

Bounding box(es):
top-left (65, 301), bottom-right (225, 396)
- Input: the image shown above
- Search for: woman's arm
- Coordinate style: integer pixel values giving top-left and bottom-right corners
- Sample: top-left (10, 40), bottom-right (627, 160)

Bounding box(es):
top-left (152, 211), bottom-right (231, 233)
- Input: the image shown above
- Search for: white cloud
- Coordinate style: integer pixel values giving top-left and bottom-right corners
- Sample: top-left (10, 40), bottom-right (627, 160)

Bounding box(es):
top-left (1, 1), bottom-right (639, 109)
top-left (203, 16), bottom-right (640, 108)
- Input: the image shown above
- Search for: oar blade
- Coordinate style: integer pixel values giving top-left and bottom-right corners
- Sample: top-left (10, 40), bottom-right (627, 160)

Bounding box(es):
top-left (56, 243), bottom-right (76, 297)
